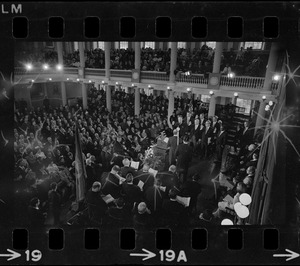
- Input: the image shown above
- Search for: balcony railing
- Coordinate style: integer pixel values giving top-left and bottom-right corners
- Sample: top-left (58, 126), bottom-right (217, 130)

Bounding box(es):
top-left (85, 68), bottom-right (105, 76)
top-left (14, 67), bottom-right (78, 77)
top-left (220, 75), bottom-right (265, 89)
top-left (177, 74), bottom-right (208, 85)
top-left (110, 69), bottom-right (131, 78)
top-left (14, 66), bottom-right (279, 94)
top-left (140, 71), bottom-right (169, 81)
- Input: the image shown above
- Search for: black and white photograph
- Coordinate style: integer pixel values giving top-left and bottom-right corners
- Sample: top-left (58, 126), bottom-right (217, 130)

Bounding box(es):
top-left (0, 1), bottom-right (300, 265)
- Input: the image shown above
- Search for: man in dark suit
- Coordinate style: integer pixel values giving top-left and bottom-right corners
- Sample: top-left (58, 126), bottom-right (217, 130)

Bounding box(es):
top-left (133, 164), bottom-right (155, 192)
top-left (167, 129), bottom-right (178, 166)
top-left (215, 125), bottom-right (228, 161)
top-left (174, 114), bottom-right (188, 139)
top-left (102, 165), bottom-right (124, 199)
top-left (190, 118), bottom-right (202, 154)
top-left (175, 135), bottom-right (193, 183)
top-left (48, 182), bottom-right (61, 226)
top-left (201, 120), bottom-right (214, 159)
top-left (120, 158), bottom-right (137, 178)
top-left (144, 179), bottom-right (166, 216)
top-left (121, 173), bottom-right (143, 209)
top-left (161, 189), bottom-right (187, 227)
top-left (211, 116), bottom-right (220, 136)
top-left (86, 182), bottom-right (108, 224)
top-left (28, 197), bottom-right (46, 227)
top-left (156, 165), bottom-right (179, 194)
top-left (199, 113), bottom-right (206, 127)
top-left (239, 121), bottom-right (253, 149)
top-left (179, 174), bottom-right (202, 213)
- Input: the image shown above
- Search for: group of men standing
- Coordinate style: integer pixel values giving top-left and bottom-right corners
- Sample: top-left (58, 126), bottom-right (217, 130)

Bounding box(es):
top-left (168, 112), bottom-right (254, 183)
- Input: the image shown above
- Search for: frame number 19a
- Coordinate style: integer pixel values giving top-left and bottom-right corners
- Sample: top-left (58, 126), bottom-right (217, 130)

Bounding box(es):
top-left (159, 250), bottom-right (187, 262)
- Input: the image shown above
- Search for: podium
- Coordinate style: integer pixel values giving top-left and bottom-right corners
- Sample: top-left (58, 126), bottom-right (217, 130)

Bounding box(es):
top-left (152, 138), bottom-right (169, 171)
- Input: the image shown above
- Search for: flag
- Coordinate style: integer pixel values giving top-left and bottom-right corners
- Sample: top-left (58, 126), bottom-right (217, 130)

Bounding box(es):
top-left (75, 123), bottom-right (86, 202)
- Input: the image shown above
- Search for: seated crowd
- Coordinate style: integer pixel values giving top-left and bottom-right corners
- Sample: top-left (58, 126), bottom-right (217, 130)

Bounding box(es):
top-left (15, 86), bottom-right (260, 228)
top-left (16, 45), bottom-right (268, 77)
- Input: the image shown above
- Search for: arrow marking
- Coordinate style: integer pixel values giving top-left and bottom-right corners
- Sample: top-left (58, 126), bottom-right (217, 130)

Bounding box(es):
top-left (130, 248), bottom-right (156, 261)
top-left (0, 249), bottom-right (21, 261)
top-left (273, 249), bottom-right (300, 261)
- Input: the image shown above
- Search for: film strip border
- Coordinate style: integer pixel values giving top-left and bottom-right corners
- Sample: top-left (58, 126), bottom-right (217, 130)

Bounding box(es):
top-left (0, 2), bottom-right (299, 41)
top-left (0, 227), bottom-right (299, 264)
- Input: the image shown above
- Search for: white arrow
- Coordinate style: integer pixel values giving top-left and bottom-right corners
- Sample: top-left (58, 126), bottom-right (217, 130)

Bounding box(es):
top-left (273, 249), bottom-right (300, 261)
top-left (130, 248), bottom-right (156, 261)
top-left (0, 249), bottom-right (21, 261)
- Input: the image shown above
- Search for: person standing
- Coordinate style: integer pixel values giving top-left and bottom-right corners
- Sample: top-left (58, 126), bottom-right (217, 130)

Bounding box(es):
top-left (201, 120), bottom-right (214, 159)
top-left (215, 125), bottom-right (227, 162)
top-left (28, 197), bottom-right (46, 227)
top-left (175, 135), bottom-right (193, 184)
top-left (48, 182), bottom-right (62, 226)
top-left (86, 182), bottom-right (108, 225)
top-left (167, 129), bottom-right (178, 166)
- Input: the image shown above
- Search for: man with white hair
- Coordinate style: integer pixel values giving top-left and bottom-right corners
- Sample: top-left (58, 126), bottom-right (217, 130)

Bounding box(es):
top-left (120, 158), bottom-right (136, 178)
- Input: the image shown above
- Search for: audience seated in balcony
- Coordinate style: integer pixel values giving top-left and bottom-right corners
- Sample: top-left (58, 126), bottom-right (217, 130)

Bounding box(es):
top-left (16, 44), bottom-right (268, 77)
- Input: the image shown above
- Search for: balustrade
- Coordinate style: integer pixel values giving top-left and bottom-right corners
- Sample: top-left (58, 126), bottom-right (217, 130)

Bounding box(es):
top-left (140, 71), bottom-right (169, 81)
top-left (15, 67), bottom-right (279, 94)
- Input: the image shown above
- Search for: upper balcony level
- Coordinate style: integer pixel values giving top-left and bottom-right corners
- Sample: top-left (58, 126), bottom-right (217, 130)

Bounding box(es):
top-left (14, 41), bottom-right (284, 102)
top-left (14, 66), bottom-right (281, 102)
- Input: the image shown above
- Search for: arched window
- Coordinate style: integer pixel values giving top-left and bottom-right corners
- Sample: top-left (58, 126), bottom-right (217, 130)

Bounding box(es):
top-left (144, 42), bottom-right (155, 49)
top-left (244, 42), bottom-right (263, 50)
top-left (177, 42), bottom-right (186, 49)
top-left (120, 42), bottom-right (128, 49)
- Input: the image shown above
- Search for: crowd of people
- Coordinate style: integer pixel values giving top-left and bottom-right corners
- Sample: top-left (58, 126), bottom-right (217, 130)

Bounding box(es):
top-left (16, 44), bottom-right (268, 77)
top-left (14, 85), bottom-right (260, 229)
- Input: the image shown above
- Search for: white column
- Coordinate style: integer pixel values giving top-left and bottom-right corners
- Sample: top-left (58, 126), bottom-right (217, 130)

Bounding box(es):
top-left (208, 96), bottom-right (216, 118)
top-left (82, 83), bottom-right (88, 110)
top-left (104, 42), bottom-right (111, 80)
top-left (106, 85), bottom-right (112, 112)
top-left (134, 87), bottom-right (140, 116)
top-left (134, 42), bottom-right (141, 69)
top-left (190, 42), bottom-right (196, 50)
top-left (56, 42), bottom-right (67, 106)
top-left (78, 42), bottom-right (85, 68)
top-left (168, 90), bottom-right (175, 128)
top-left (159, 42), bottom-right (164, 50)
top-left (263, 42), bottom-right (279, 91)
top-left (213, 42), bottom-right (223, 73)
top-left (232, 96), bottom-right (237, 105)
top-left (255, 42), bottom-right (279, 131)
top-left (169, 42), bottom-right (178, 83)
top-left (255, 101), bottom-right (266, 133)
